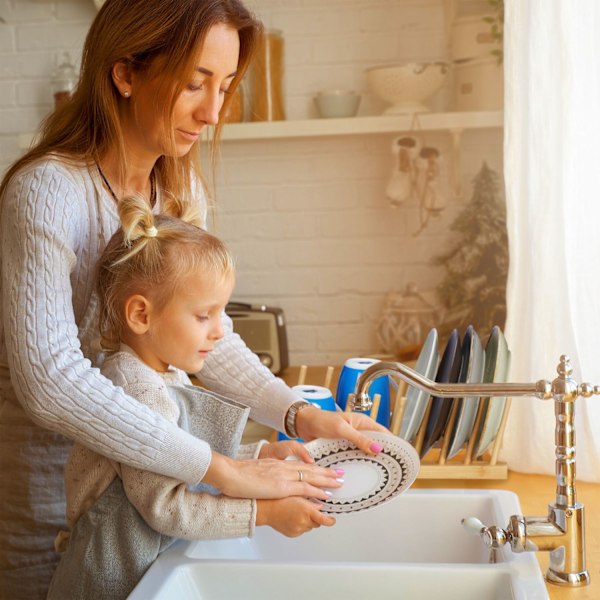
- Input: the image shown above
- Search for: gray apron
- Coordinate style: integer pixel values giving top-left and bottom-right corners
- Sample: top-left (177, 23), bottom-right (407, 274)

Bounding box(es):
top-left (46, 385), bottom-right (250, 600)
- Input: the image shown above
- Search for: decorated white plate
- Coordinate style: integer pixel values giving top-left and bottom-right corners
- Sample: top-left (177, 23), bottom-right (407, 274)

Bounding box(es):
top-left (303, 431), bottom-right (420, 514)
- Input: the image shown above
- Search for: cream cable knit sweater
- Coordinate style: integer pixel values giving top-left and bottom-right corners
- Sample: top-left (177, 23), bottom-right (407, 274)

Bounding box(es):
top-left (0, 157), bottom-right (301, 485)
top-left (65, 346), bottom-right (260, 541)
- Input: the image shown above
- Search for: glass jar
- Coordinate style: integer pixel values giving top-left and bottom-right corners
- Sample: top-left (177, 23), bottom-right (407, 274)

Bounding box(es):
top-left (248, 30), bottom-right (285, 121)
top-left (222, 84), bottom-right (244, 123)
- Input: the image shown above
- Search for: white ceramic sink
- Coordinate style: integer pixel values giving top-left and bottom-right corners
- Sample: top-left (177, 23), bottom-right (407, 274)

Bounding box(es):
top-left (129, 489), bottom-right (549, 600)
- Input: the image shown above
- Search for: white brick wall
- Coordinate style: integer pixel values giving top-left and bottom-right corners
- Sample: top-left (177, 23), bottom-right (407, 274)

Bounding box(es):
top-left (215, 127), bottom-right (503, 366)
top-left (0, 0), bottom-right (504, 366)
top-left (0, 0), bottom-right (94, 160)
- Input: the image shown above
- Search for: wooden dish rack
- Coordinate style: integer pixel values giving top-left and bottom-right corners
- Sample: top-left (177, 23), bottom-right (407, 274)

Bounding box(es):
top-left (290, 364), bottom-right (511, 480)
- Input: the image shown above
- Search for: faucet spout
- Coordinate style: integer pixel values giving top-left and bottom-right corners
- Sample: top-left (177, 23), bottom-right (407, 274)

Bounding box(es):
top-left (353, 360), bottom-right (551, 412)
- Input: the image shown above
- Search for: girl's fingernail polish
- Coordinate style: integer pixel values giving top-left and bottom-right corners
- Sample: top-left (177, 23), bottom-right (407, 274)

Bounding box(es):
top-left (370, 442), bottom-right (383, 453)
top-left (335, 468), bottom-right (345, 475)
top-left (336, 478), bottom-right (345, 484)
top-left (325, 490), bottom-right (333, 497)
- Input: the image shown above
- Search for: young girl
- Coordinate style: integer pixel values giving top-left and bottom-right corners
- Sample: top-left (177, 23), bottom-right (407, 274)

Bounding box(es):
top-left (47, 194), bottom-right (342, 599)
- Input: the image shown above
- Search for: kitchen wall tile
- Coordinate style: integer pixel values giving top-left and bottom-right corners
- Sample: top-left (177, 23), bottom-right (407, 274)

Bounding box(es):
top-left (317, 321), bottom-right (378, 353)
top-left (282, 325), bottom-right (317, 354)
top-left (227, 240), bottom-right (278, 269)
top-left (0, 80), bottom-right (15, 107)
top-left (16, 22), bottom-right (89, 52)
top-left (2, 0), bottom-right (54, 22)
top-left (56, 0), bottom-right (96, 21)
top-left (17, 79), bottom-right (52, 106)
top-left (283, 295), bottom-right (363, 323)
top-left (0, 105), bottom-right (45, 135)
top-left (273, 182), bottom-right (360, 212)
top-left (0, 25), bottom-right (15, 52)
top-left (270, 8), bottom-right (361, 36)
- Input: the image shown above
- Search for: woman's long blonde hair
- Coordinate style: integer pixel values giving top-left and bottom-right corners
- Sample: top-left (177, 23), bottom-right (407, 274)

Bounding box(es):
top-left (97, 194), bottom-right (235, 352)
top-left (0, 0), bottom-right (262, 203)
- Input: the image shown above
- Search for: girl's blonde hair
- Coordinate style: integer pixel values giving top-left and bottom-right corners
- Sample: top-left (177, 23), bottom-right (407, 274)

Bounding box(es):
top-left (97, 194), bottom-right (235, 352)
top-left (0, 0), bottom-right (262, 204)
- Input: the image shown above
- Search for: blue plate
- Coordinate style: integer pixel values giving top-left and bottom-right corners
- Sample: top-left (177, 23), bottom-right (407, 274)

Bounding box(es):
top-left (419, 329), bottom-right (461, 458)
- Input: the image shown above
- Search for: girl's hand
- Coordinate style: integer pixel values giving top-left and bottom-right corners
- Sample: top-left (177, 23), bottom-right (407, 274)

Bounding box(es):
top-left (203, 452), bottom-right (342, 501)
top-left (295, 406), bottom-right (390, 455)
top-left (258, 440), bottom-right (314, 463)
top-left (256, 497), bottom-right (336, 537)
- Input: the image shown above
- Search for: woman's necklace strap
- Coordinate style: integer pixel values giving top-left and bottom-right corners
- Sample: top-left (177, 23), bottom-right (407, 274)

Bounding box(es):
top-left (96, 161), bottom-right (119, 203)
top-left (95, 160), bottom-right (156, 207)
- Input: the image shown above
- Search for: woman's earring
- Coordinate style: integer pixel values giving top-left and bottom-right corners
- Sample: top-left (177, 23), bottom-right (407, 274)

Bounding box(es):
top-left (123, 90), bottom-right (130, 98)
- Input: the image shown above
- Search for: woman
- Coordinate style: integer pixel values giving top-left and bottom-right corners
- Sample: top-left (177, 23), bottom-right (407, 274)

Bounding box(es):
top-left (0, 1), bottom-right (386, 597)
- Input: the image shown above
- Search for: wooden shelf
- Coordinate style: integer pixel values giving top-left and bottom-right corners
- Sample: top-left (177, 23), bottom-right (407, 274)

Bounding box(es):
top-left (218, 110), bottom-right (503, 141)
top-left (18, 111), bottom-right (503, 150)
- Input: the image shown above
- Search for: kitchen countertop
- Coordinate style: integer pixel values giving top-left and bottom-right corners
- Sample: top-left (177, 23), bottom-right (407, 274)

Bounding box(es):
top-left (270, 365), bottom-right (600, 600)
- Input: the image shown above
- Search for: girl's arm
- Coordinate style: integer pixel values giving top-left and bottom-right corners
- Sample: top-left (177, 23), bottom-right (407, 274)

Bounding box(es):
top-left (120, 462), bottom-right (257, 540)
top-left (118, 390), bottom-right (335, 539)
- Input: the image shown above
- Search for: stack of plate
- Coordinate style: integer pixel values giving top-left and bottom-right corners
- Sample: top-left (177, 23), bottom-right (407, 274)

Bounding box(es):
top-left (396, 325), bottom-right (511, 460)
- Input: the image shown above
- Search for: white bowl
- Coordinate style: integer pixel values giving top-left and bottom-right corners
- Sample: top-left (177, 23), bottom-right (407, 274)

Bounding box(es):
top-left (314, 90), bottom-right (361, 118)
top-left (366, 62), bottom-right (450, 114)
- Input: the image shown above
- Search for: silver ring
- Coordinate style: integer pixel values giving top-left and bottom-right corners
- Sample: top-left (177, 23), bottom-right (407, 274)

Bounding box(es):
top-left (297, 470), bottom-right (304, 482)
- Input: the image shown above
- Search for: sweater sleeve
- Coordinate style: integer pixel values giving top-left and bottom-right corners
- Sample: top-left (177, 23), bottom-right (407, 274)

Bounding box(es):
top-left (120, 463), bottom-right (256, 540)
top-left (0, 164), bottom-right (210, 484)
top-left (117, 376), bottom-right (255, 540)
top-left (198, 312), bottom-right (303, 433)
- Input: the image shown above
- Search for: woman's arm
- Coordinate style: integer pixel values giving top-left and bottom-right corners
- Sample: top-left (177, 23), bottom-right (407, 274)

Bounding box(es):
top-left (200, 315), bottom-right (389, 454)
top-left (198, 313), bottom-right (301, 433)
top-left (1, 163), bottom-right (209, 484)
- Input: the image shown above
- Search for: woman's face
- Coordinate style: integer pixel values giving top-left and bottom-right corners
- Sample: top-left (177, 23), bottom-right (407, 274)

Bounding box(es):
top-left (125, 22), bottom-right (241, 160)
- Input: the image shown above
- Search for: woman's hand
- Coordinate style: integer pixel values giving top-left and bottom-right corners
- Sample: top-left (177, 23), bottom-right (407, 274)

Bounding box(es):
top-left (295, 406), bottom-right (390, 455)
top-left (258, 440), bottom-right (314, 463)
top-left (256, 497), bottom-right (336, 537)
top-left (203, 452), bottom-right (342, 501)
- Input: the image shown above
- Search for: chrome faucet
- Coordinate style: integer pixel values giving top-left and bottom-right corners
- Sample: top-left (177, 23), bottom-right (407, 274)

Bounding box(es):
top-left (353, 355), bottom-right (595, 587)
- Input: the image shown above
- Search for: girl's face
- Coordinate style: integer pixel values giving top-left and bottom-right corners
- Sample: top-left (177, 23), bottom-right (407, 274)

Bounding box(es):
top-left (124, 22), bottom-right (241, 160)
top-left (140, 270), bottom-right (235, 374)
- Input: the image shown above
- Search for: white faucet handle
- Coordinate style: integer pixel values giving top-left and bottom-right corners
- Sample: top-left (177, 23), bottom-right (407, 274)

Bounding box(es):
top-left (461, 516), bottom-right (485, 535)
top-left (461, 517), bottom-right (508, 549)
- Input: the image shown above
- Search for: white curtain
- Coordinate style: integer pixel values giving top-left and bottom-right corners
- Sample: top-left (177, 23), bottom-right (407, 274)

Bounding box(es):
top-left (500, 0), bottom-right (600, 482)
